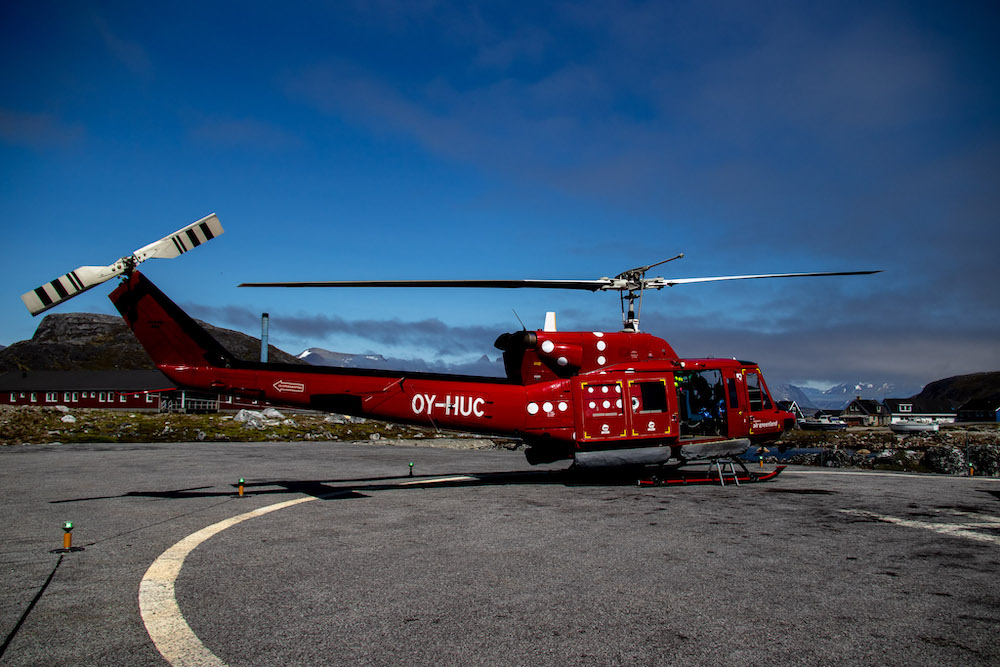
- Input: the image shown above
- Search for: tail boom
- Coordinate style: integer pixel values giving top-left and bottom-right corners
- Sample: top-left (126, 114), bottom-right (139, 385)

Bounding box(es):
top-left (109, 271), bottom-right (535, 436)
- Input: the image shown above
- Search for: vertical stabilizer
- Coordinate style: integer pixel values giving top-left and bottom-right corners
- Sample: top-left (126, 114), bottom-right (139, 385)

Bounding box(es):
top-left (110, 271), bottom-right (236, 369)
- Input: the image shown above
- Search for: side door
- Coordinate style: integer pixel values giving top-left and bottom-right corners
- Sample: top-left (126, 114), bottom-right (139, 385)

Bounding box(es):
top-left (727, 370), bottom-right (750, 437)
top-left (577, 376), bottom-right (628, 443)
top-left (626, 374), bottom-right (676, 439)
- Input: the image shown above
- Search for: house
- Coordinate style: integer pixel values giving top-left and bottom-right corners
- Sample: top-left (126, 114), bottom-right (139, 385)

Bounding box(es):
top-left (956, 398), bottom-right (1000, 423)
top-left (0, 370), bottom-right (264, 413)
top-left (777, 400), bottom-right (806, 421)
top-left (840, 397), bottom-right (890, 427)
top-left (882, 398), bottom-right (957, 424)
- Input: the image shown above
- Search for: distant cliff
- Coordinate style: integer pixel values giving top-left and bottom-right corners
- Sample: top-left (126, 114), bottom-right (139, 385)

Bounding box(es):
top-left (912, 371), bottom-right (1000, 405)
top-left (0, 312), bottom-right (304, 371)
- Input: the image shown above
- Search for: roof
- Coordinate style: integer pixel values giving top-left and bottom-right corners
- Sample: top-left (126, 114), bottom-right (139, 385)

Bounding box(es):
top-left (0, 370), bottom-right (175, 392)
top-left (844, 398), bottom-right (885, 414)
top-left (883, 398), bottom-right (958, 415)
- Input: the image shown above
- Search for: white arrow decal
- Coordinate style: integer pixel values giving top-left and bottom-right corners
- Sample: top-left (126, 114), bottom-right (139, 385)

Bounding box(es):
top-left (273, 380), bottom-right (305, 393)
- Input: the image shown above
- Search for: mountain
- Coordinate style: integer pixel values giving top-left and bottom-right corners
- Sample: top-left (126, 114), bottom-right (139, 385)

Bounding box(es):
top-left (771, 379), bottom-right (926, 410)
top-left (768, 383), bottom-right (818, 410)
top-left (298, 346), bottom-right (505, 377)
top-left (0, 312), bottom-right (305, 371)
top-left (912, 371), bottom-right (1000, 405)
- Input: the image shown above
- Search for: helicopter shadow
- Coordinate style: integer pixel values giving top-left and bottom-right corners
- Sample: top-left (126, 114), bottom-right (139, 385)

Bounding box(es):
top-left (49, 467), bottom-right (648, 505)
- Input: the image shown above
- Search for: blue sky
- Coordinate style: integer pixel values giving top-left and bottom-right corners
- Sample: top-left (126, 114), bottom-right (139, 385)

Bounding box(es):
top-left (2, 1), bottom-right (998, 391)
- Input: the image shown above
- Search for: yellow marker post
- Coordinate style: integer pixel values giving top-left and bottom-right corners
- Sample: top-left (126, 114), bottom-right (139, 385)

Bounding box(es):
top-left (238, 478), bottom-right (245, 497)
top-left (62, 521), bottom-right (73, 550)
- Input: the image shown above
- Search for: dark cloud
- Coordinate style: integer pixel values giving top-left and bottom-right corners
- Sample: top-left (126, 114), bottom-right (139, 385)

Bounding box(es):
top-left (184, 303), bottom-right (506, 357)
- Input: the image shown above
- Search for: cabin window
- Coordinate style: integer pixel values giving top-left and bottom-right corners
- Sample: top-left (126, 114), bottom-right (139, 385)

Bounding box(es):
top-left (72, 392), bottom-right (78, 402)
top-left (900, 404), bottom-right (911, 413)
top-left (120, 393), bottom-right (127, 403)
top-left (9, 393), bottom-right (15, 402)
top-left (30, 393), bottom-right (37, 402)
top-left (146, 394), bottom-right (154, 404)
top-left (632, 381), bottom-right (668, 413)
top-left (45, 392), bottom-right (57, 402)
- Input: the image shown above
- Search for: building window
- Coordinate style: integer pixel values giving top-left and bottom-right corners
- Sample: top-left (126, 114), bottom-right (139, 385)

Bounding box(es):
top-left (120, 393), bottom-right (126, 403)
top-left (146, 394), bottom-right (154, 403)
top-left (46, 392), bottom-right (57, 402)
top-left (9, 393), bottom-right (15, 402)
top-left (72, 392), bottom-right (78, 402)
top-left (30, 393), bottom-right (37, 402)
top-left (900, 404), bottom-right (911, 413)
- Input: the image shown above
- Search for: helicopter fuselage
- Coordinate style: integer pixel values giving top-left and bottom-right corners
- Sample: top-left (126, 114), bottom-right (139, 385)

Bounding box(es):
top-left (111, 271), bottom-right (793, 468)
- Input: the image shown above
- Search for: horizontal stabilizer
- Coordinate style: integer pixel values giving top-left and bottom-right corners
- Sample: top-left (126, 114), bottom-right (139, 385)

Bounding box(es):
top-left (20, 213), bottom-right (223, 316)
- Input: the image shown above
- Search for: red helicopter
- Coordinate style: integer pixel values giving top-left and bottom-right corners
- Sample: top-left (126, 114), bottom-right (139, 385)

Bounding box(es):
top-left (22, 214), bottom-right (878, 469)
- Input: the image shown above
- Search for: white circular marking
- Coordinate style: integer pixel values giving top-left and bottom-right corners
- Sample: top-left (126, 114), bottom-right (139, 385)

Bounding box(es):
top-left (139, 496), bottom-right (315, 667)
top-left (592, 332), bottom-right (604, 337)
top-left (602, 400), bottom-right (611, 409)
top-left (542, 402), bottom-right (553, 413)
top-left (616, 399), bottom-right (622, 409)
top-left (615, 385), bottom-right (621, 393)
top-left (557, 356), bottom-right (568, 366)
top-left (588, 401), bottom-right (596, 409)
top-left (541, 340), bottom-right (555, 353)
top-left (527, 402), bottom-right (539, 415)
top-left (632, 396), bottom-right (640, 410)
top-left (558, 401), bottom-right (568, 412)
top-left (601, 386), bottom-right (609, 394)
top-left (597, 356), bottom-right (606, 365)
top-left (596, 340), bottom-right (607, 351)
top-left (587, 387), bottom-right (594, 394)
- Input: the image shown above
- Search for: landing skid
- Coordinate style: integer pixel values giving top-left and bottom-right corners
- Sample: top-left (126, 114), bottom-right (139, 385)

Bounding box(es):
top-left (638, 459), bottom-right (786, 487)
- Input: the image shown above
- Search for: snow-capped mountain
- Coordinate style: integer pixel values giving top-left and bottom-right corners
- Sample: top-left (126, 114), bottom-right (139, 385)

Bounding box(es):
top-left (771, 379), bottom-right (926, 410)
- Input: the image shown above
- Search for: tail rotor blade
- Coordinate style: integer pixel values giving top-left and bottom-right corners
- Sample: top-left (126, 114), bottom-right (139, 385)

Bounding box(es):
top-left (21, 262), bottom-right (129, 316)
top-left (133, 213), bottom-right (224, 261)
top-left (20, 213), bottom-right (224, 316)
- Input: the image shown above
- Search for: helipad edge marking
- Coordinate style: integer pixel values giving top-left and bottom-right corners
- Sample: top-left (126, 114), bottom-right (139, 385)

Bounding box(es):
top-left (139, 496), bottom-right (316, 667)
top-left (839, 509), bottom-right (1000, 546)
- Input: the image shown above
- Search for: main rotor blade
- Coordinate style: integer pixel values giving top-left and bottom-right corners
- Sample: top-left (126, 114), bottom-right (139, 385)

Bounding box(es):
top-left (239, 279), bottom-right (613, 290)
top-left (650, 270), bottom-right (882, 288)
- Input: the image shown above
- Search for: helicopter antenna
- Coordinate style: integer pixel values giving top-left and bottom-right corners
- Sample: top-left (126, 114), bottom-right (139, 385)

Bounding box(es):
top-left (512, 309), bottom-right (527, 331)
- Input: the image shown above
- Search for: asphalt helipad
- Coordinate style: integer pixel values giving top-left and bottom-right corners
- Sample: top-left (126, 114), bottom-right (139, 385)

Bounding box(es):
top-left (2, 440), bottom-right (999, 666)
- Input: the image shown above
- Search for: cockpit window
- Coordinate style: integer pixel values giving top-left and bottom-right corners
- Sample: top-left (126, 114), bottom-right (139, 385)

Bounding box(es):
top-left (746, 372), bottom-right (772, 411)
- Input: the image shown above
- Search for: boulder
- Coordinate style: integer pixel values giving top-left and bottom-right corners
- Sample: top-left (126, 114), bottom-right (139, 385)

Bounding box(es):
top-left (968, 445), bottom-right (1000, 477)
top-left (921, 446), bottom-right (965, 475)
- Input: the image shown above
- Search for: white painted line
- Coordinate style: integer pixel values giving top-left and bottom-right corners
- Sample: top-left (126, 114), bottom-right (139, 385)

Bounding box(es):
top-left (139, 496), bottom-right (317, 667)
top-left (399, 475), bottom-right (477, 486)
top-left (784, 470), bottom-right (1000, 481)
top-left (839, 509), bottom-right (1000, 546)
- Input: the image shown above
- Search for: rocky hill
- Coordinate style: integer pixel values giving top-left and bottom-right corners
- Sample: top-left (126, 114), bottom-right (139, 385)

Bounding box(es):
top-left (912, 371), bottom-right (1000, 405)
top-left (0, 312), bottom-right (305, 371)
